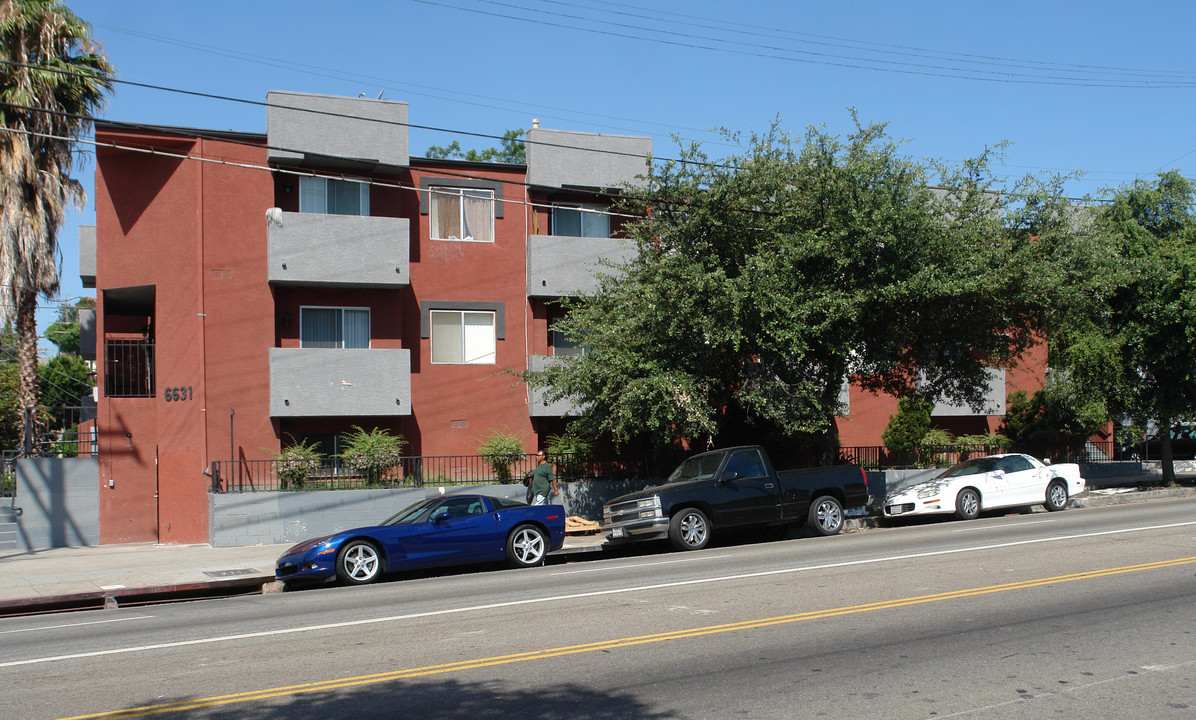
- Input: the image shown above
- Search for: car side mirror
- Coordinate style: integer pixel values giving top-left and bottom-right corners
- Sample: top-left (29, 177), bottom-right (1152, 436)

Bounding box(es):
top-left (431, 511), bottom-right (451, 524)
top-left (992, 470), bottom-right (1005, 478)
top-left (720, 470), bottom-right (740, 483)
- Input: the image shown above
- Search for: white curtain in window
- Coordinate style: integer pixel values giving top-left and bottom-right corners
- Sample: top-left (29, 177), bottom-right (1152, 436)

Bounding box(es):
top-left (462, 190), bottom-right (494, 242)
top-left (299, 178), bottom-right (326, 214)
top-left (432, 190), bottom-right (462, 239)
top-left (463, 312), bottom-right (496, 364)
top-left (431, 311), bottom-right (463, 363)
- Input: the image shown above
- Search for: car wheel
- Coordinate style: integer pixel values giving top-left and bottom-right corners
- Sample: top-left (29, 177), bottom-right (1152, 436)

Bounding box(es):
top-left (507, 524), bottom-right (548, 568)
top-left (808, 495), bottom-right (844, 536)
top-left (337, 540), bottom-right (382, 585)
top-left (955, 488), bottom-right (981, 520)
top-left (668, 508), bottom-right (710, 551)
top-left (1044, 480), bottom-right (1069, 511)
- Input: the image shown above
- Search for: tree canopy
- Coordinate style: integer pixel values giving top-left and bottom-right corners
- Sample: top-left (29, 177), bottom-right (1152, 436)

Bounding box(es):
top-left (531, 119), bottom-right (1051, 453)
top-left (426, 128), bottom-right (525, 164)
top-left (1047, 171), bottom-right (1196, 483)
top-left (0, 0), bottom-right (111, 428)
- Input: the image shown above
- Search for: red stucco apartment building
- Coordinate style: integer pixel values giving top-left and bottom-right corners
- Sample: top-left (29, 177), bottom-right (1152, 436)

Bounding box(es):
top-left (81, 91), bottom-right (1046, 544)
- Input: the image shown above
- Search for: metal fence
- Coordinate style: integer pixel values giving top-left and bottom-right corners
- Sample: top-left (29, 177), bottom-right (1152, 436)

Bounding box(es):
top-left (840, 440), bottom-right (1125, 470)
top-left (210, 453), bottom-right (645, 493)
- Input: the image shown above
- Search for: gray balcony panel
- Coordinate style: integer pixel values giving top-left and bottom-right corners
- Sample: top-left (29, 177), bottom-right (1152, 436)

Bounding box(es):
top-left (268, 211), bottom-right (409, 287)
top-left (78, 307), bottom-right (96, 361)
top-left (927, 368), bottom-right (1006, 416)
top-left (270, 348), bottom-right (411, 417)
top-left (527, 354), bottom-right (586, 417)
top-left (79, 224), bottom-right (95, 289)
top-left (527, 234), bottom-right (634, 297)
top-left (526, 128), bottom-right (650, 190)
top-left (266, 91), bottom-right (409, 170)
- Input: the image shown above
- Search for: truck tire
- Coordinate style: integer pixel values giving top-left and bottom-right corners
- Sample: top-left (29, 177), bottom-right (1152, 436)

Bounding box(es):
top-left (668, 508), bottom-right (710, 551)
top-left (808, 495), bottom-right (844, 536)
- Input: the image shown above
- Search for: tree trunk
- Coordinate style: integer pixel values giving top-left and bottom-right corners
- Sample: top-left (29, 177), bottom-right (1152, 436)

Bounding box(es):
top-left (16, 288), bottom-right (41, 452)
top-left (1158, 418), bottom-right (1177, 486)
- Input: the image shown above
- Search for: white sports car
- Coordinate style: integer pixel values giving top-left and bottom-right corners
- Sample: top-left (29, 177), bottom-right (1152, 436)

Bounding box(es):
top-left (881, 453), bottom-right (1086, 521)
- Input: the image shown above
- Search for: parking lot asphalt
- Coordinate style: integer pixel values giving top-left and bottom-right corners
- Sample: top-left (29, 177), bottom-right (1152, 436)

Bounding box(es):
top-left (1, 483), bottom-right (1191, 617)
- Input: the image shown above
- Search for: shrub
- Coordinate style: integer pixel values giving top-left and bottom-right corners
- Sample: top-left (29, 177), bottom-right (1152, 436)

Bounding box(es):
top-left (546, 430), bottom-right (592, 480)
top-left (340, 426), bottom-right (407, 485)
top-left (272, 438), bottom-right (324, 490)
top-left (478, 430), bottom-right (526, 483)
top-left (882, 395), bottom-right (933, 452)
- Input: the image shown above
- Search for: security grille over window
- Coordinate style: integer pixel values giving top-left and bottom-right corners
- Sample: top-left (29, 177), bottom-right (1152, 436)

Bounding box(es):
top-left (104, 339), bottom-right (155, 398)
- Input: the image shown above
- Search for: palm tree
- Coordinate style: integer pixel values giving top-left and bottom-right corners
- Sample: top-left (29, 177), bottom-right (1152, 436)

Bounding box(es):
top-left (0, 0), bottom-right (111, 449)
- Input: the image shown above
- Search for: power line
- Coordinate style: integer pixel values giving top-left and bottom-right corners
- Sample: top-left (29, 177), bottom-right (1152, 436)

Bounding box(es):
top-left (413, 0), bottom-right (1196, 88)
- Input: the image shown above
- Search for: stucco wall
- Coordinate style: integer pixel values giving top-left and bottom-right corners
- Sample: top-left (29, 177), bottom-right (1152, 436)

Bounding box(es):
top-left (11, 458), bottom-right (100, 550)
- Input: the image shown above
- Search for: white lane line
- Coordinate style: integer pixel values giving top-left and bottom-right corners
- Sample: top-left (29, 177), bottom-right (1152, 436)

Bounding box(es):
top-left (953, 519), bottom-right (1056, 532)
top-left (550, 554), bottom-right (733, 576)
top-left (0, 615), bottom-right (154, 635)
top-left (4, 519), bottom-right (1195, 668)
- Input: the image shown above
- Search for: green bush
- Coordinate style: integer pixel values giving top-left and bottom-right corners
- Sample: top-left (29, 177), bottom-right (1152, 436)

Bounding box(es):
top-left (273, 438), bottom-right (324, 490)
top-left (478, 430), bottom-right (526, 483)
top-left (340, 426), bottom-right (407, 485)
top-left (546, 430), bottom-right (592, 480)
top-left (0, 471), bottom-right (13, 497)
top-left (882, 396), bottom-right (933, 452)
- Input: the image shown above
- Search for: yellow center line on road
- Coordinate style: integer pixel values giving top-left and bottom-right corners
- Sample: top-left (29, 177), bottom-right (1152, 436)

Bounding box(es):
top-left (57, 554), bottom-right (1196, 720)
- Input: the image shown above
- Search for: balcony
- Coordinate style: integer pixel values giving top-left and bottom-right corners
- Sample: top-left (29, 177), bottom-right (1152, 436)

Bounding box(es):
top-left (526, 128), bottom-right (650, 190)
top-left (526, 234), bottom-right (634, 297)
top-left (527, 355), bottom-right (586, 417)
top-left (927, 368), bottom-right (1006, 416)
top-left (269, 348), bottom-right (411, 417)
top-left (266, 91), bottom-right (409, 172)
top-left (267, 211), bottom-right (409, 287)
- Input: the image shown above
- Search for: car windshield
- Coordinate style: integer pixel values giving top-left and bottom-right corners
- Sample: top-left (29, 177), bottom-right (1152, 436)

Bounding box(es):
top-left (938, 457), bottom-right (1001, 478)
top-left (666, 453), bottom-right (724, 484)
top-left (380, 498), bottom-right (441, 526)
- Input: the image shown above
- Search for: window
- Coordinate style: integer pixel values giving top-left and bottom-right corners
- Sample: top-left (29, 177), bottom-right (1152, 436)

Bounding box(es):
top-left (430, 187), bottom-right (494, 242)
top-left (552, 203), bottom-right (609, 238)
top-left (724, 449), bottom-right (768, 479)
top-left (552, 329), bottom-right (587, 356)
top-left (430, 310), bottom-right (496, 364)
top-left (300, 307), bottom-right (370, 348)
top-left (299, 177), bottom-right (369, 216)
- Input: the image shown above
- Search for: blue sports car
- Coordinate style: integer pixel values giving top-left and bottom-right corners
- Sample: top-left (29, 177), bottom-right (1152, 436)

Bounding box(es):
top-left (275, 494), bottom-right (567, 586)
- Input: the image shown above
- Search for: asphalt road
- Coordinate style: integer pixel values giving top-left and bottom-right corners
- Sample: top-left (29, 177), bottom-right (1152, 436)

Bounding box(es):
top-left (2, 498), bottom-right (1194, 720)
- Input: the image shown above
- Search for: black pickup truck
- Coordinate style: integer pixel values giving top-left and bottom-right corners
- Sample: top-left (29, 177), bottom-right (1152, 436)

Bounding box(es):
top-left (602, 445), bottom-right (869, 551)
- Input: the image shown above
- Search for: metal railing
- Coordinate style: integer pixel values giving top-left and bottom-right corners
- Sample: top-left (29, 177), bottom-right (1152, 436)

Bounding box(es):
top-left (840, 440), bottom-right (1127, 470)
top-left (210, 453), bottom-right (644, 493)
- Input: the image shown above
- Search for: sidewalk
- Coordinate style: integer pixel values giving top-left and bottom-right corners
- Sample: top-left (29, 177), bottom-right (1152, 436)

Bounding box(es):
top-left (1, 486), bottom-right (1191, 617)
top-left (0, 532), bottom-right (608, 616)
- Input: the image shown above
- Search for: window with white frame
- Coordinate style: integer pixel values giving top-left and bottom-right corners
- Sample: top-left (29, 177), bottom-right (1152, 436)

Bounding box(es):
top-left (299, 177), bottom-right (370, 216)
top-left (430, 310), bottom-right (496, 364)
top-left (552, 203), bottom-right (609, 238)
top-left (300, 307), bottom-right (370, 348)
top-left (430, 187), bottom-right (495, 242)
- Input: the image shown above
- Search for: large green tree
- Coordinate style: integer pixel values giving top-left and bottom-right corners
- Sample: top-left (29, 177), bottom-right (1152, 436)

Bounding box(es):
top-left (426, 128), bottom-right (525, 164)
top-left (531, 119), bottom-right (1049, 456)
top-left (1051, 171), bottom-right (1196, 483)
top-left (0, 0), bottom-right (111, 440)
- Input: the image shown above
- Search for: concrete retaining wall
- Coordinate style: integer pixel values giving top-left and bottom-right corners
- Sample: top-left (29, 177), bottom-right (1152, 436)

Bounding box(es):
top-left (10, 458), bottom-right (99, 550)
top-left (209, 477), bottom-right (650, 548)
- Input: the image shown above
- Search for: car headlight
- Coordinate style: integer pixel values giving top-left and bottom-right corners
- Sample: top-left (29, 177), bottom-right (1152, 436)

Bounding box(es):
top-left (637, 496), bottom-right (661, 510)
top-left (917, 487), bottom-right (940, 499)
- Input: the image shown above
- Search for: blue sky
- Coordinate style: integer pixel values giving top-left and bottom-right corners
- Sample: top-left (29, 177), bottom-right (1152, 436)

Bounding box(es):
top-left (47, 0), bottom-right (1196, 350)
